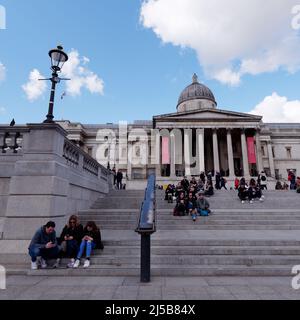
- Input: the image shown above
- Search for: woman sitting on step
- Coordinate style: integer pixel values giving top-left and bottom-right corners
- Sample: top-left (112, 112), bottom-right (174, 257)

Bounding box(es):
top-left (73, 221), bottom-right (104, 269)
top-left (57, 215), bottom-right (84, 269)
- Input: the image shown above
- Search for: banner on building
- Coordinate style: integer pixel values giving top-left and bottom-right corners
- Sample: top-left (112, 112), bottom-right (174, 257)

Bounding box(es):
top-left (247, 137), bottom-right (257, 164)
top-left (162, 137), bottom-right (170, 164)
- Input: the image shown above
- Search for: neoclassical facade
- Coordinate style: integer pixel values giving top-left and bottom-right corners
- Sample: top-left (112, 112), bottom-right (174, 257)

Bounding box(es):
top-left (58, 75), bottom-right (300, 188)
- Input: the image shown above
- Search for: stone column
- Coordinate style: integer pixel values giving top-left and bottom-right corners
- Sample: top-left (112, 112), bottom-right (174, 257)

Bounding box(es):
top-left (197, 129), bottom-right (205, 173)
top-left (241, 129), bottom-right (250, 177)
top-left (127, 141), bottom-right (132, 180)
top-left (255, 130), bottom-right (263, 174)
top-left (212, 129), bottom-right (220, 173)
top-left (267, 141), bottom-right (275, 177)
top-left (154, 131), bottom-right (161, 177)
top-left (170, 129), bottom-right (176, 178)
top-left (227, 129), bottom-right (235, 177)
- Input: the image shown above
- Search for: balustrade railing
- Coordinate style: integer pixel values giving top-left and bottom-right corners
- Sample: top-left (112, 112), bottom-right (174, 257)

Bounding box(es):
top-left (0, 127), bottom-right (28, 154)
top-left (63, 138), bottom-right (109, 179)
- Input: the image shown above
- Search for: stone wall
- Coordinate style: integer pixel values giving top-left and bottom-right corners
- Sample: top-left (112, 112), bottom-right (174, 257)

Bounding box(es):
top-left (0, 124), bottom-right (111, 240)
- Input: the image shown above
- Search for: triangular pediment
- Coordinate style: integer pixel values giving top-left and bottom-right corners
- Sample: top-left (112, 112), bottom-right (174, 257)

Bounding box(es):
top-left (153, 108), bottom-right (262, 121)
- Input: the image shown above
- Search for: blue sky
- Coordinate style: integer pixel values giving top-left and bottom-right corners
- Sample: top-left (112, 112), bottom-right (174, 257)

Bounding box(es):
top-left (1, 0), bottom-right (300, 124)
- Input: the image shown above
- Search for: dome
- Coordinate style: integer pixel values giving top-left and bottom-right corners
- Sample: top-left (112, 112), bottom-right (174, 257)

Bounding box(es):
top-left (177, 74), bottom-right (217, 112)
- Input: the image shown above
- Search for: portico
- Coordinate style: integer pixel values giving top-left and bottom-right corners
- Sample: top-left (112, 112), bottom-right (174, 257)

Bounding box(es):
top-left (153, 108), bottom-right (263, 181)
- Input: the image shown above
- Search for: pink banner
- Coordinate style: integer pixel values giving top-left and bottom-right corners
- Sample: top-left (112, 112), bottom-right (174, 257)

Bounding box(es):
top-left (247, 137), bottom-right (257, 164)
top-left (162, 137), bottom-right (170, 164)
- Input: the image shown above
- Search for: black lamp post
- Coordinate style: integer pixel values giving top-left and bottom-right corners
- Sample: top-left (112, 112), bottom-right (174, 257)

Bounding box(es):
top-left (42, 45), bottom-right (69, 123)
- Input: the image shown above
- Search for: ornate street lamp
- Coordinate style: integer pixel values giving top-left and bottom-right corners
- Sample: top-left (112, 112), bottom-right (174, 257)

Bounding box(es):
top-left (40, 45), bottom-right (70, 123)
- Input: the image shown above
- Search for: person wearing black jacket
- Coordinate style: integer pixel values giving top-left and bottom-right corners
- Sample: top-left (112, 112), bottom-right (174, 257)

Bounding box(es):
top-left (57, 215), bottom-right (84, 268)
top-left (73, 221), bottom-right (104, 269)
top-left (116, 170), bottom-right (123, 190)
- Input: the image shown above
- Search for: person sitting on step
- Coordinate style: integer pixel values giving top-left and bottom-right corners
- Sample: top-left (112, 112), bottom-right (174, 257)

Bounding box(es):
top-left (238, 184), bottom-right (249, 204)
top-left (196, 191), bottom-right (211, 220)
top-left (165, 184), bottom-right (175, 203)
top-left (57, 215), bottom-right (84, 268)
top-left (204, 181), bottom-right (214, 197)
top-left (28, 221), bottom-right (61, 270)
top-left (73, 221), bottom-right (104, 269)
top-left (248, 179), bottom-right (264, 203)
top-left (186, 192), bottom-right (197, 220)
top-left (173, 192), bottom-right (187, 216)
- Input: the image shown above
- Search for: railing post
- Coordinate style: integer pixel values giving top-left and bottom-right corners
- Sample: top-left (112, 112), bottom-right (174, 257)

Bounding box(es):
top-left (141, 233), bottom-right (151, 283)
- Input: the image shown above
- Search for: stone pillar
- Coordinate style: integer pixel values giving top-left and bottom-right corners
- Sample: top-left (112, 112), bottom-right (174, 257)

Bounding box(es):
top-left (212, 129), bottom-right (220, 173)
top-left (255, 130), bottom-right (263, 174)
top-left (3, 123), bottom-right (69, 240)
top-left (267, 141), bottom-right (275, 177)
top-left (154, 131), bottom-right (161, 177)
top-left (197, 129), bottom-right (205, 173)
top-left (241, 129), bottom-right (250, 177)
top-left (170, 129), bottom-right (176, 178)
top-left (227, 129), bottom-right (235, 178)
top-left (127, 141), bottom-right (132, 180)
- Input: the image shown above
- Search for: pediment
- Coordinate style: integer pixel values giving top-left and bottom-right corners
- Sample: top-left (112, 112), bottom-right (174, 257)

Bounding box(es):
top-left (153, 108), bottom-right (262, 121)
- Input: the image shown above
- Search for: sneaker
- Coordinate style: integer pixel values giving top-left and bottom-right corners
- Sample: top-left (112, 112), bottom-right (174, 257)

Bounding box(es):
top-left (241, 201), bottom-right (245, 204)
top-left (31, 261), bottom-right (38, 270)
top-left (67, 259), bottom-right (75, 269)
top-left (83, 259), bottom-right (90, 268)
top-left (259, 198), bottom-right (264, 202)
top-left (40, 258), bottom-right (47, 269)
top-left (261, 195), bottom-right (265, 199)
top-left (73, 259), bottom-right (80, 268)
top-left (250, 200), bottom-right (254, 204)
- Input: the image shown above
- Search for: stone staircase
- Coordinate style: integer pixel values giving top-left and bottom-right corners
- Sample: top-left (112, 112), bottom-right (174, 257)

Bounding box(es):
top-left (3, 189), bottom-right (300, 276)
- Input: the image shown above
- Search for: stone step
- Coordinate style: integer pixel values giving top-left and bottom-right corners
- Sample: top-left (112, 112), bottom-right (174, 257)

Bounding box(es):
top-left (16, 264), bottom-right (297, 277)
top-left (98, 226), bottom-right (300, 231)
top-left (6, 255), bottom-right (300, 268)
top-left (4, 246), bottom-right (300, 265)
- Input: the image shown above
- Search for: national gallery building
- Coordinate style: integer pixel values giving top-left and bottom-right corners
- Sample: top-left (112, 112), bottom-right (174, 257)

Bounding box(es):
top-left (58, 74), bottom-right (300, 188)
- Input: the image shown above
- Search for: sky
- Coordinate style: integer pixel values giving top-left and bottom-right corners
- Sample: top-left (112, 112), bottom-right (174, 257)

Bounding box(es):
top-left (1, 0), bottom-right (300, 124)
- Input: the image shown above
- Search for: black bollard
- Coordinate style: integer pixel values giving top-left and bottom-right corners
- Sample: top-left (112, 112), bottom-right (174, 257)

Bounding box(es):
top-left (140, 233), bottom-right (151, 283)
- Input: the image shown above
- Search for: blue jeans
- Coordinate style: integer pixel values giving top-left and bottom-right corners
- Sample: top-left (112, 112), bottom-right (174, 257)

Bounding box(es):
top-left (29, 245), bottom-right (60, 263)
top-left (77, 240), bottom-right (96, 259)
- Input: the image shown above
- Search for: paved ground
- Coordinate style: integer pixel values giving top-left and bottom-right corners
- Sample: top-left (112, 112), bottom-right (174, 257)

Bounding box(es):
top-left (1, 275), bottom-right (300, 300)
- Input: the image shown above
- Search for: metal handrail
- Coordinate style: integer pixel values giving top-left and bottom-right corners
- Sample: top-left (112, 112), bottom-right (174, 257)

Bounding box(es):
top-left (135, 174), bottom-right (156, 234)
top-left (135, 174), bottom-right (156, 283)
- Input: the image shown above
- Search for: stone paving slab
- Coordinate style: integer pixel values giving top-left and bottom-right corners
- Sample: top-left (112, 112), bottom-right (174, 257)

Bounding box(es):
top-left (1, 275), bottom-right (300, 300)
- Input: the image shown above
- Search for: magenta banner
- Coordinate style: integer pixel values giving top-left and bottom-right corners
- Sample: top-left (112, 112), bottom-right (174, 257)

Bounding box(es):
top-left (247, 137), bottom-right (257, 164)
top-left (162, 137), bottom-right (170, 165)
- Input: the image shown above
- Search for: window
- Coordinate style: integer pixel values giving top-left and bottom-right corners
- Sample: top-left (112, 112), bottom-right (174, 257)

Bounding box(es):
top-left (286, 147), bottom-right (292, 159)
top-left (272, 147), bottom-right (275, 159)
top-left (261, 146), bottom-right (265, 157)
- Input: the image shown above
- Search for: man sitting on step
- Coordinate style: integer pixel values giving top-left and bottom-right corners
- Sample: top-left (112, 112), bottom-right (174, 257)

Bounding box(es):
top-left (196, 191), bottom-right (211, 220)
top-left (28, 221), bottom-right (61, 270)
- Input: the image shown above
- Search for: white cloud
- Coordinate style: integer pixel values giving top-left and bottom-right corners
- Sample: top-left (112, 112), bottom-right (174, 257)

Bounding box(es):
top-left (249, 92), bottom-right (300, 123)
top-left (140, 0), bottom-right (300, 85)
top-left (0, 63), bottom-right (6, 82)
top-left (22, 50), bottom-right (104, 101)
top-left (61, 50), bottom-right (104, 96)
top-left (22, 69), bottom-right (47, 102)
